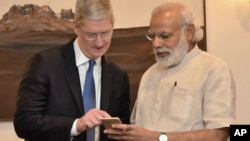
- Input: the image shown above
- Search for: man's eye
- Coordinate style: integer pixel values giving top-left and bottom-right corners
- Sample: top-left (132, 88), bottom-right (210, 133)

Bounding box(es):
top-left (86, 33), bottom-right (96, 37)
top-left (159, 33), bottom-right (171, 39)
top-left (147, 33), bottom-right (155, 38)
top-left (100, 32), bottom-right (109, 36)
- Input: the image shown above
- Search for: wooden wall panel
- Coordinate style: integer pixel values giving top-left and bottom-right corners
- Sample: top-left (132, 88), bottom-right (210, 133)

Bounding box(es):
top-left (0, 26), bottom-right (206, 120)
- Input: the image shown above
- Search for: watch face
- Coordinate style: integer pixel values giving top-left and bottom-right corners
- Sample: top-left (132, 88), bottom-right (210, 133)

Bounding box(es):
top-left (159, 134), bottom-right (168, 141)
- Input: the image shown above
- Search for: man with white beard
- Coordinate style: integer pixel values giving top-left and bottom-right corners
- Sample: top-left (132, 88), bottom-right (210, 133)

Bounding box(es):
top-left (104, 2), bottom-right (236, 141)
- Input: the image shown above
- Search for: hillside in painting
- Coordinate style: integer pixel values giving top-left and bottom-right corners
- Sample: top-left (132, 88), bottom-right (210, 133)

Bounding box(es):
top-left (0, 4), bottom-right (74, 32)
top-left (0, 4), bottom-right (76, 51)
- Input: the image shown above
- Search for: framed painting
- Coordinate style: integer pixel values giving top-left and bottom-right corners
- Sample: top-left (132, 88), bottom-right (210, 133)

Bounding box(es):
top-left (0, 0), bottom-right (206, 120)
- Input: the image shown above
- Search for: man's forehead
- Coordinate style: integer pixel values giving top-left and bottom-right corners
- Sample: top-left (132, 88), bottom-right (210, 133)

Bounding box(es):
top-left (150, 12), bottom-right (181, 29)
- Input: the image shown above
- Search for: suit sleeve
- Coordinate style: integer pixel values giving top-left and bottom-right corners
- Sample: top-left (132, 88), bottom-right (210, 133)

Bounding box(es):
top-left (13, 53), bottom-right (75, 141)
top-left (119, 71), bottom-right (131, 124)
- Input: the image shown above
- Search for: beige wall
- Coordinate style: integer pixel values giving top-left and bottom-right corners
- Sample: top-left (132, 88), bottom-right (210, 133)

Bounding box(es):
top-left (206, 0), bottom-right (250, 124)
top-left (1, 0), bottom-right (249, 140)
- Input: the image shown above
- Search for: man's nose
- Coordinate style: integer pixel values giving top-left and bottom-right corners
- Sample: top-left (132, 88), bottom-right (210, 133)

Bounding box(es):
top-left (94, 36), bottom-right (105, 47)
top-left (152, 37), bottom-right (163, 49)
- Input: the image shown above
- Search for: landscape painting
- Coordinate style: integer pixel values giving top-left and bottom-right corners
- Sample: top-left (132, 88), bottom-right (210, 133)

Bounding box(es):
top-left (0, 2), bottom-right (206, 120)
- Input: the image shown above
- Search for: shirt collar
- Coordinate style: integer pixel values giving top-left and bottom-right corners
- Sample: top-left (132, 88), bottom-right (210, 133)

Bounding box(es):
top-left (73, 38), bottom-right (101, 67)
top-left (163, 45), bottom-right (201, 74)
top-left (182, 45), bottom-right (201, 63)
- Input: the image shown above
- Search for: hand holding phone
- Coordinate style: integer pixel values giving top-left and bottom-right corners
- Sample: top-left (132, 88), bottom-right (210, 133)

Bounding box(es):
top-left (101, 117), bottom-right (122, 129)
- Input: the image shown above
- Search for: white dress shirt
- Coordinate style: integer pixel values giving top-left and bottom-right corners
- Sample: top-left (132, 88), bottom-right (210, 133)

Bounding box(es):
top-left (70, 38), bottom-right (102, 141)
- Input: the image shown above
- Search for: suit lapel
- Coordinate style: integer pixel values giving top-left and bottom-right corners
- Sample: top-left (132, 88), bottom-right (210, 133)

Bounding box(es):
top-left (62, 39), bottom-right (84, 114)
top-left (62, 43), bottom-right (113, 114)
top-left (100, 57), bottom-right (112, 111)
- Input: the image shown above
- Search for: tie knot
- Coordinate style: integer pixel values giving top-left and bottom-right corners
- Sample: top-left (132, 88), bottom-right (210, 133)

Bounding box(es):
top-left (89, 60), bottom-right (95, 68)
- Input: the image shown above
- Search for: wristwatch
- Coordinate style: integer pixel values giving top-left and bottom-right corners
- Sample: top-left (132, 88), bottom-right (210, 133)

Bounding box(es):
top-left (159, 132), bottom-right (168, 141)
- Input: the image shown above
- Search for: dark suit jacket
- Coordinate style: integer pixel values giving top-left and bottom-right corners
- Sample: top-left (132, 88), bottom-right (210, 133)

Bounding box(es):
top-left (14, 39), bottom-right (130, 141)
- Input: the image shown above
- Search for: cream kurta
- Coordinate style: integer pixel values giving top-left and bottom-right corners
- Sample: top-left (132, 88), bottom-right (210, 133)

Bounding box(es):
top-left (131, 46), bottom-right (236, 132)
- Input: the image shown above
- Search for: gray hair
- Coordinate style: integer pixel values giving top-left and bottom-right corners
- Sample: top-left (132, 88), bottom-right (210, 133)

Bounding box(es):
top-left (75, 0), bottom-right (114, 23)
top-left (151, 2), bottom-right (204, 43)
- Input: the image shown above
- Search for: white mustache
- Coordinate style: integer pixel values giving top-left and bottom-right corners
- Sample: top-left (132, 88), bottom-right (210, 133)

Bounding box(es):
top-left (154, 48), bottom-right (173, 54)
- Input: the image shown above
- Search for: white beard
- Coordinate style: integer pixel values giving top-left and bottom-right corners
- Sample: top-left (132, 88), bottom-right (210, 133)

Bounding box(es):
top-left (154, 31), bottom-right (189, 68)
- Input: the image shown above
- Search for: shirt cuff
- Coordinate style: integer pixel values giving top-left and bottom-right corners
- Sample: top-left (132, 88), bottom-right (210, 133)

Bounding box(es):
top-left (71, 119), bottom-right (80, 136)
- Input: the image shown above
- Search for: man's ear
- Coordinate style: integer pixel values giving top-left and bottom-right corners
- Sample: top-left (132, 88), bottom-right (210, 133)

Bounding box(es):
top-left (185, 24), bottom-right (195, 41)
top-left (73, 21), bottom-right (80, 35)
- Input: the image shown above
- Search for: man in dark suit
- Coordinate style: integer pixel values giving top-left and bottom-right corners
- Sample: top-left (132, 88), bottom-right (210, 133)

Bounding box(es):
top-left (13, 0), bottom-right (130, 141)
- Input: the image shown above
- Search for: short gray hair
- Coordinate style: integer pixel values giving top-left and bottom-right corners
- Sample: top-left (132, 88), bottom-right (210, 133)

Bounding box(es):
top-left (75, 0), bottom-right (114, 23)
top-left (151, 2), bottom-right (204, 43)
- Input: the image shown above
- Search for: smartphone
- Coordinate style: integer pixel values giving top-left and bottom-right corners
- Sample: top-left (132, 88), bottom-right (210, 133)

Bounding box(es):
top-left (101, 117), bottom-right (122, 129)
